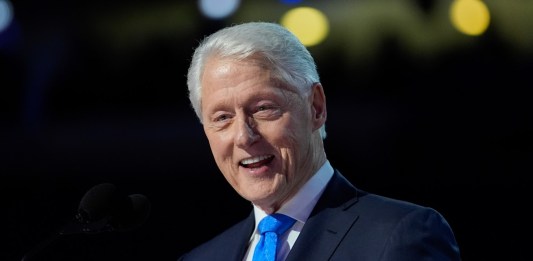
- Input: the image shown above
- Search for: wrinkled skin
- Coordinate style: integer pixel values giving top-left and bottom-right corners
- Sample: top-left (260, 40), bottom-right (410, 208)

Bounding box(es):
top-left (200, 56), bottom-right (327, 214)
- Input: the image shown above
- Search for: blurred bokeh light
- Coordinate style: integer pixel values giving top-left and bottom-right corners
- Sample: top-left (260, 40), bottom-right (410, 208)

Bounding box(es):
top-left (450, 0), bottom-right (490, 36)
top-left (280, 0), bottom-right (304, 5)
top-left (0, 0), bottom-right (13, 33)
top-left (280, 6), bottom-right (329, 47)
top-left (199, 0), bottom-right (240, 20)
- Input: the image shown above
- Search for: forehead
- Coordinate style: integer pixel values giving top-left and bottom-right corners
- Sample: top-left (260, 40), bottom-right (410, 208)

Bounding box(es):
top-left (201, 56), bottom-right (299, 93)
top-left (203, 55), bottom-right (267, 78)
top-left (200, 58), bottom-right (303, 110)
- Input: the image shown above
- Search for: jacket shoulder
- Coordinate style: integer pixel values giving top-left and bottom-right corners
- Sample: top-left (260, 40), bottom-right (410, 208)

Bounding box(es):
top-left (178, 213), bottom-right (254, 261)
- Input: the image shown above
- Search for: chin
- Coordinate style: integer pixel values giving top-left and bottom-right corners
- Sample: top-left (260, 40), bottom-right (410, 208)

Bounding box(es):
top-left (243, 189), bottom-right (274, 205)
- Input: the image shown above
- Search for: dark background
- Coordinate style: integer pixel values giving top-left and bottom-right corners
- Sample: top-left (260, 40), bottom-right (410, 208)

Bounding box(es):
top-left (1, 0), bottom-right (532, 260)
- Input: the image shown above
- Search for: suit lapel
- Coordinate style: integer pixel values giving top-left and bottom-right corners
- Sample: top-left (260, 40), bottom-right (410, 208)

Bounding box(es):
top-left (286, 170), bottom-right (360, 261)
top-left (229, 211), bottom-right (256, 260)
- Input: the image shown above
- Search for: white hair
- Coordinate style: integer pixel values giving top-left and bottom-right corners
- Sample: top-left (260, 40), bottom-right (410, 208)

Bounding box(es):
top-left (186, 22), bottom-right (326, 139)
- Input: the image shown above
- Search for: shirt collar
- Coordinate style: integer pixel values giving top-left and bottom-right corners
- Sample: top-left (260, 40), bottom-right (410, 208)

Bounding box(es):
top-left (253, 160), bottom-right (334, 226)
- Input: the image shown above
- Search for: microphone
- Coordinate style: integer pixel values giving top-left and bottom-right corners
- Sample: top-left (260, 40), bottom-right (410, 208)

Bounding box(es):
top-left (21, 183), bottom-right (151, 261)
top-left (64, 183), bottom-right (151, 234)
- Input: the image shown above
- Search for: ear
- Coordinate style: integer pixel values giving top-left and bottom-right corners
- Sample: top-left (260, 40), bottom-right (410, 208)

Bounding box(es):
top-left (309, 83), bottom-right (327, 131)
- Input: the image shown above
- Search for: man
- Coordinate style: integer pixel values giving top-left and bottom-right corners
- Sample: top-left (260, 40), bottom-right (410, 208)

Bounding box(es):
top-left (180, 21), bottom-right (461, 261)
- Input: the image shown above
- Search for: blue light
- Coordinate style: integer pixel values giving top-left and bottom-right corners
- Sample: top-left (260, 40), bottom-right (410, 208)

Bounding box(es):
top-left (280, 0), bottom-right (304, 4)
top-left (199, 0), bottom-right (240, 20)
top-left (0, 0), bottom-right (14, 33)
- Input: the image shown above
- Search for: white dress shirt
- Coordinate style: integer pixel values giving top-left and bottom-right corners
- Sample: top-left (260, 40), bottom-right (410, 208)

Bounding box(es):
top-left (243, 160), bottom-right (334, 261)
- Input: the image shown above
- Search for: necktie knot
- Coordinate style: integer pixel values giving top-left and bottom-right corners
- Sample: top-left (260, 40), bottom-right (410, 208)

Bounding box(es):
top-left (258, 213), bottom-right (296, 236)
top-left (253, 213), bottom-right (296, 261)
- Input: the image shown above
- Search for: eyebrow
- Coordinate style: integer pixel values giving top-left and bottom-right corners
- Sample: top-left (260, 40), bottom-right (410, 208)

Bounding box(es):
top-left (203, 77), bottom-right (301, 116)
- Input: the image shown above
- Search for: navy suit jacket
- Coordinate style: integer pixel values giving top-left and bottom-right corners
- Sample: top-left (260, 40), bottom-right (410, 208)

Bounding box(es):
top-left (178, 170), bottom-right (461, 260)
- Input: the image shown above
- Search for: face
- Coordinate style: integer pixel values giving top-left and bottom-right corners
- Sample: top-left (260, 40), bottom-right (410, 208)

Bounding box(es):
top-left (200, 57), bottom-right (327, 213)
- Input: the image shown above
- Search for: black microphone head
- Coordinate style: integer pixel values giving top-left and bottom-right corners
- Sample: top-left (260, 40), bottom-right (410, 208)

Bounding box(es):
top-left (78, 183), bottom-right (118, 223)
top-left (110, 193), bottom-right (151, 232)
top-left (77, 183), bottom-right (150, 233)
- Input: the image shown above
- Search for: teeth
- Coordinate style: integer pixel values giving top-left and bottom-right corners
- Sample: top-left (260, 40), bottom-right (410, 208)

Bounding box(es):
top-left (240, 155), bottom-right (272, 165)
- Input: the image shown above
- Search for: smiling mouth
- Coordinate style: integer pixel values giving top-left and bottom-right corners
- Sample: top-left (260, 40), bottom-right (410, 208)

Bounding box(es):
top-left (239, 155), bottom-right (274, 168)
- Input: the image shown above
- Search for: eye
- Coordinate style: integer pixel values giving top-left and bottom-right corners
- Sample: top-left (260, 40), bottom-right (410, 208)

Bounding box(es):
top-left (255, 103), bottom-right (276, 113)
top-left (211, 111), bottom-right (234, 123)
top-left (257, 105), bottom-right (270, 111)
top-left (253, 103), bottom-right (281, 120)
top-left (214, 114), bottom-right (231, 122)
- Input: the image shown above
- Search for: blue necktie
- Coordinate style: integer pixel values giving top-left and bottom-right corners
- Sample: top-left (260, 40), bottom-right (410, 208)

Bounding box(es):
top-left (252, 213), bottom-right (296, 261)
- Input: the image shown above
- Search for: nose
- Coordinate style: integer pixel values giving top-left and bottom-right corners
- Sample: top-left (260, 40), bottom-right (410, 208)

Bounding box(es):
top-left (235, 117), bottom-right (259, 148)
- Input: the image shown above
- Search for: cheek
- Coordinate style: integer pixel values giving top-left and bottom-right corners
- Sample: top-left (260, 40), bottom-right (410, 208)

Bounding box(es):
top-left (276, 119), bottom-right (313, 162)
top-left (206, 133), bottom-right (227, 157)
top-left (270, 124), bottom-right (304, 160)
top-left (206, 131), bottom-right (236, 165)
top-left (279, 116), bottom-right (311, 143)
top-left (207, 139), bottom-right (231, 175)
